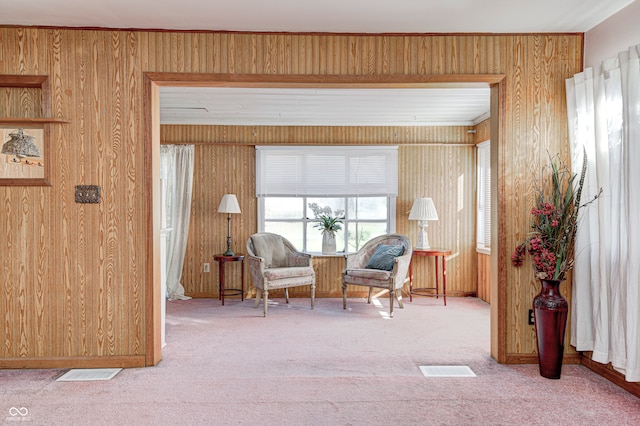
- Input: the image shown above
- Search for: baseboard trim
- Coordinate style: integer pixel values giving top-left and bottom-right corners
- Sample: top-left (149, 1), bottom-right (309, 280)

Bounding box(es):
top-left (0, 356), bottom-right (146, 369)
top-left (505, 353), bottom-right (581, 365)
top-left (188, 292), bottom-right (218, 298)
top-left (580, 354), bottom-right (640, 398)
top-left (188, 291), bottom-right (373, 298)
top-left (187, 291), bottom-right (479, 299)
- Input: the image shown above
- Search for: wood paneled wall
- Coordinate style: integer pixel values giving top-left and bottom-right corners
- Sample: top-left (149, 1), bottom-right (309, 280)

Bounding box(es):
top-left (0, 87), bottom-right (43, 118)
top-left (477, 253), bottom-right (491, 304)
top-left (0, 28), bottom-right (583, 367)
top-left (160, 125), bottom-right (477, 145)
top-left (181, 143), bottom-right (256, 297)
top-left (475, 118), bottom-right (491, 143)
top-left (161, 125), bottom-right (477, 298)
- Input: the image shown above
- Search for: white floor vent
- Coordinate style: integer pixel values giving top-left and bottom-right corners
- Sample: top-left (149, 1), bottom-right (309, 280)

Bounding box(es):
top-left (419, 365), bottom-right (476, 378)
top-left (56, 368), bottom-right (122, 382)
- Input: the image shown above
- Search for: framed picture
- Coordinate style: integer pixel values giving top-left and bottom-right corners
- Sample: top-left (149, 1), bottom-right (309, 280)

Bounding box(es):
top-left (0, 124), bottom-right (49, 185)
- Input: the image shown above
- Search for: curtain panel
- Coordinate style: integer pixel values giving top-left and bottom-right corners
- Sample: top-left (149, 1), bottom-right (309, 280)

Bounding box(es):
top-left (566, 44), bottom-right (640, 382)
top-left (160, 144), bottom-right (195, 301)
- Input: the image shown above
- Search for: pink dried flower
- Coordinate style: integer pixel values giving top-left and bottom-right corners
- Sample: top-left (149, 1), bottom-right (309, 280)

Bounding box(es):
top-left (511, 243), bottom-right (526, 267)
top-left (512, 152), bottom-right (599, 281)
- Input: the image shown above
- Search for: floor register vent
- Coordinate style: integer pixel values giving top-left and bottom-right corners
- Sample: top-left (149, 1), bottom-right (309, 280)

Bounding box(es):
top-left (419, 365), bottom-right (477, 378)
top-left (56, 368), bottom-right (123, 382)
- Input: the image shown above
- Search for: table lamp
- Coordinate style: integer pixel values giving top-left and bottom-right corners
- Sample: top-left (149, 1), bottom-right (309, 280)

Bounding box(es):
top-left (217, 194), bottom-right (241, 256)
top-left (408, 197), bottom-right (438, 249)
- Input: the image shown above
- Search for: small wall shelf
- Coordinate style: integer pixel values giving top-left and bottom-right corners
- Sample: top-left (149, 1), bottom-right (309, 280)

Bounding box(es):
top-left (0, 118), bottom-right (70, 124)
top-left (0, 75), bottom-right (69, 186)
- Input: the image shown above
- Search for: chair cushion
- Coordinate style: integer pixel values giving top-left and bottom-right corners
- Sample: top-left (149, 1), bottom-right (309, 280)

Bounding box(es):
top-left (264, 266), bottom-right (314, 280)
top-left (365, 244), bottom-right (405, 271)
top-left (251, 234), bottom-right (287, 267)
top-left (262, 274), bottom-right (315, 290)
top-left (345, 268), bottom-right (392, 281)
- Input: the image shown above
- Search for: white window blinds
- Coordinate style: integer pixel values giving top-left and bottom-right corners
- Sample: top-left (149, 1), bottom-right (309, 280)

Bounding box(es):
top-left (256, 146), bottom-right (398, 197)
top-left (477, 140), bottom-right (491, 252)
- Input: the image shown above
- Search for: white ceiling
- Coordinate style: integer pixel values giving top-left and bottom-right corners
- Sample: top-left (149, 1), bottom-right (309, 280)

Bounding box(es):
top-left (2, 0), bottom-right (633, 126)
top-left (0, 0), bottom-right (633, 33)
top-left (160, 86), bottom-right (491, 126)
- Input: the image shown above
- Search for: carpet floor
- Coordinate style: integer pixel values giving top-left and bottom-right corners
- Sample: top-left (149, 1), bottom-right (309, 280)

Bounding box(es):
top-left (1, 296), bottom-right (639, 425)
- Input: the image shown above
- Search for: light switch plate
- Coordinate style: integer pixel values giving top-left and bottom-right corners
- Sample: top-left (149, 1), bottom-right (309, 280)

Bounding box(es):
top-left (75, 185), bottom-right (101, 203)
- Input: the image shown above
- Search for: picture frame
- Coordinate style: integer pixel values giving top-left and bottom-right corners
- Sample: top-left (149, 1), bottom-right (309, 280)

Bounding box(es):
top-left (0, 123), bottom-right (49, 185)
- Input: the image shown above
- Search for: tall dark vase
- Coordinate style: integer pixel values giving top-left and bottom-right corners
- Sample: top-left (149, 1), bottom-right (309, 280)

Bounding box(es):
top-left (533, 279), bottom-right (568, 379)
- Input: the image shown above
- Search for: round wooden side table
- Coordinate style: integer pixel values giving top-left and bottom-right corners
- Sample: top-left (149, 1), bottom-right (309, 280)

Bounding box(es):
top-left (409, 248), bottom-right (451, 306)
top-left (213, 254), bottom-right (245, 305)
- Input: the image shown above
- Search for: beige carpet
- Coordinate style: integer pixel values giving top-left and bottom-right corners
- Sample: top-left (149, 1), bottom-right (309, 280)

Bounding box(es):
top-left (1, 296), bottom-right (639, 425)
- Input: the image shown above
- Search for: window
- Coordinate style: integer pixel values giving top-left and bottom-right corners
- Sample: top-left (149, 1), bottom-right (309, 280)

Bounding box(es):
top-left (476, 140), bottom-right (491, 254)
top-left (256, 146), bottom-right (398, 253)
top-left (262, 196), bottom-right (391, 253)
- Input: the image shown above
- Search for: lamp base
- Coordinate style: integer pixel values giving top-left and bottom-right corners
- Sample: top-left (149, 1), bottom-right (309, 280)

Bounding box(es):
top-left (415, 222), bottom-right (431, 250)
top-left (223, 214), bottom-right (234, 256)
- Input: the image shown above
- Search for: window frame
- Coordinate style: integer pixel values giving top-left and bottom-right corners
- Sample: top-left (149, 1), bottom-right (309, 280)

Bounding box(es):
top-left (258, 195), bottom-right (396, 254)
top-left (256, 145), bottom-right (398, 254)
top-left (476, 140), bottom-right (491, 254)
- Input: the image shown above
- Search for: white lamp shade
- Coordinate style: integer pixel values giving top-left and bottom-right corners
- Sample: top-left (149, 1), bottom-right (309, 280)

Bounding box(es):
top-left (217, 194), bottom-right (241, 214)
top-left (408, 197), bottom-right (438, 221)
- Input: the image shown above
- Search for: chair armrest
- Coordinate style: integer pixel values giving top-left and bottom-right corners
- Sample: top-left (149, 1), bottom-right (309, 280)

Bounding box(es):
top-left (344, 251), bottom-right (367, 271)
top-left (246, 252), bottom-right (266, 285)
top-left (391, 251), bottom-right (412, 288)
top-left (247, 251), bottom-right (265, 265)
top-left (289, 251), bottom-right (313, 267)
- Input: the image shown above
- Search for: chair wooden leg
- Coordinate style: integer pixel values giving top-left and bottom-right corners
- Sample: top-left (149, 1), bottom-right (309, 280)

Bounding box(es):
top-left (263, 290), bottom-right (268, 317)
top-left (311, 283), bottom-right (316, 309)
top-left (367, 287), bottom-right (373, 304)
top-left (262, 288), bottom-right (269, 317)
top-left (342, 284), bottom-right (347, 310)
top-left (254, 288), bottom-right (262, 308)
top-left (284, 288), bottom-right (290, 304)
top-left (396, 289), bottom-right (404, 309)
top-left (389, 290), bottom-right (395, 318)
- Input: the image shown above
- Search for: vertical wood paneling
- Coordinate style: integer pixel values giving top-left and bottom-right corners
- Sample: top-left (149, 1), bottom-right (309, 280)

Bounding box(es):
top-left (126, 31), bottom-right (144, 355)
top-left (51, 28), bottom-right (72, 357)
top-left (475, 118), bottom-right (490, 142)
top-left (0, 28), bottom-right (583, 366)
top-left (477, 253), bottom-right (491, 303)
top-left (0, 87), bottom-right (42, 117)
top-left (312, 256), bottom-right (345, 297)
top-left (399, 144), bottom-right (477, 295)
top-left (35, 186), bottom-right (47, 355)
top-left (180, 144), bottom-right (255, 297)
top-left (160, 125), bottom-right (476, 146)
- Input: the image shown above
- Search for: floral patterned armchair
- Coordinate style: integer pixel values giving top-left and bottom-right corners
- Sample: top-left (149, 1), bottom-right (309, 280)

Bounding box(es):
top-left (246, 233), bottom-right (316, 317)
top-left (342, 234), bottom-right (412, 318)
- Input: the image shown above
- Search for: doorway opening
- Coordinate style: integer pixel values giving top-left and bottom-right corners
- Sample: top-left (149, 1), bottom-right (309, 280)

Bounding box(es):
top-left (143, 73), bottom-right (506, 366)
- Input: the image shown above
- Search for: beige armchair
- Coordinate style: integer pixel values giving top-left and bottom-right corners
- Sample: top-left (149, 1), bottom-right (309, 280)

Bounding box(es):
top-left (246, 232), bottom-right (316, 317)
top-left (342, 234), bottom-right (412, 318)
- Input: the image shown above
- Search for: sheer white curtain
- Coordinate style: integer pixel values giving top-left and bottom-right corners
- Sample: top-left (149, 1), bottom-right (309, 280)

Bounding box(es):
top-left (566, 44), bottom-right (640, 382)
top-left (160, 145), bottom-right (194, 301)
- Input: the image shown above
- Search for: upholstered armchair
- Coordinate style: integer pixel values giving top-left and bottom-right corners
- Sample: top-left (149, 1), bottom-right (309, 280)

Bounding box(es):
top-left (246, 232), bottom-right (316, 317)
top-left (342, 234), bottom-right (412, 317)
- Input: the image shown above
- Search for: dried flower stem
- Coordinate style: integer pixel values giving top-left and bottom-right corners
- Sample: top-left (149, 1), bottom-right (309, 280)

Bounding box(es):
top-left (512, 150), bottom-right (599, 281)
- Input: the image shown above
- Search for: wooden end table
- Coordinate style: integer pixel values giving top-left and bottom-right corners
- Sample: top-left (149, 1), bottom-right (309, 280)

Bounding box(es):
top-left (213, 254), bottom-right (245, 305)
top-left (409, 248), bottom-right (451, 306)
